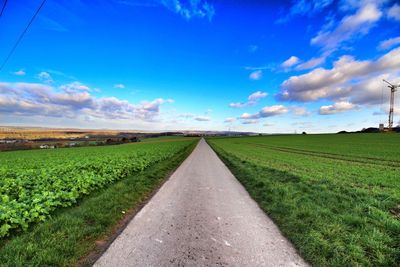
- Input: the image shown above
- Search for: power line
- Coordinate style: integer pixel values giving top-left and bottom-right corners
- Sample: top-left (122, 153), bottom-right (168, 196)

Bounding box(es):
top-left (0, 0), bottom-right (7, 17)
top-left (0, 0), bottom-right (47, 71)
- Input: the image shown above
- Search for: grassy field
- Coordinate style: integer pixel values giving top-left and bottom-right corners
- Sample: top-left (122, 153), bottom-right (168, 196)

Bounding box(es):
top-left (0, 137), bottom-right (198, 266)
top-left (140, 136), bottom-right (191, 142)
top-left (208, 134), bottom-right (400, 267)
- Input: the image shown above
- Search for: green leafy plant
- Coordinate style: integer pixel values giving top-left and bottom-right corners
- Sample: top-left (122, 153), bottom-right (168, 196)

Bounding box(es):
top-left (0, 139), bottom-right (196, 238)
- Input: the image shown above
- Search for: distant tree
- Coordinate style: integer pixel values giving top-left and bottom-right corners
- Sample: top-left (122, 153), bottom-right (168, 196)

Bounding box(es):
top-left (302, 132), bottom-right (307, 135)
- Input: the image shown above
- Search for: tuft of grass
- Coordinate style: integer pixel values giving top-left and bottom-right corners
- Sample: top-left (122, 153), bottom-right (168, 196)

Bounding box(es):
top-left (0, 140), bottom-right (197, 267)
top-left (208, 135), bottom-right (400, 267)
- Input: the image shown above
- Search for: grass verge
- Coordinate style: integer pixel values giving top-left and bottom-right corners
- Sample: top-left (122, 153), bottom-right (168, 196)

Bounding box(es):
top-left (208, 141), bottom-right (399, 267)
top-left (0, 140), bottom-right (197, 267)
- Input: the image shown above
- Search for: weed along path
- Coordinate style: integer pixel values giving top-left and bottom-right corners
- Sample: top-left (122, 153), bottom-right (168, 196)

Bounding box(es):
top-left (94, 139), bottom-right (308, 266)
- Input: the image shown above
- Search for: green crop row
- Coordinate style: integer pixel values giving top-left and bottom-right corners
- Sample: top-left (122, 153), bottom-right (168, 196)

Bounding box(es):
top-left (0, 139), bottom-right (196, 238)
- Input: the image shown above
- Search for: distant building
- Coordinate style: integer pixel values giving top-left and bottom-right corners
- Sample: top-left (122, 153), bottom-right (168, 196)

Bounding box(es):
top-left (39, 144), bottom-right (56, 149)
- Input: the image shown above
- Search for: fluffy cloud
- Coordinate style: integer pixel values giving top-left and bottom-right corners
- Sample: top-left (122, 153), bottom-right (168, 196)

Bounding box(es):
top-left (240, 105), bottom-right (288, 120)
top-left (292, 107), bottom-right (311, 116)
top-left (224, 117), bottom-right (236, 123)
top-left (319, 101), bottom-right (358, 115)
top-left (60, 82), bottom-right (91, 93)
top-left (297, 1), bottom-right (386, 71)
top-left (378, 36), bottom-right (400, 50)
top-left (135, 98), bottom-right (174, 121)
top-left (122, 0), bottom-right (215, 20)
top-left (295, 56), bottom-right (326, 70)
top-left (311, 3), bottom-right (382, 51)
top-left (278, 47), bottom-right (400, 104)
top-left (281, 56), bottom-right (300, 69)
top-left (13, 70), bottom-right (26, 76)
top-left (38, 71), bottom-right (53, 84)
top-left (241, 119), bottom-right (259, 125)
top-left (167, 0), bottom-right (214, 20)
top-left (229, 103), bottom-right (246, 109)
top-left (229, 91), bottom-right (267, 108)
top-left (276, 0), bottom-right (334, 23)
top-left (388, 3), bottom-right (400, 21)
top-left (259, 105), bottom-right (289, 117)
top-left (0, 82), bottom-right (173, 122)
top-left (194, 115), bottom-right (210, 121)
top-left (344, 73), bottom-right (399, 105)
top-left (178, 113), bottom-right (194, 118)
top-left (248, 91), bottom-right (267, 102)
top-left (249, 70), bottom-right (262, 80)
top-left (114, 83), bottom-right (125, 89)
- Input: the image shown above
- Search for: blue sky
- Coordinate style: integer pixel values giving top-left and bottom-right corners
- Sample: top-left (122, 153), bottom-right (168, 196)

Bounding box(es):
top-left (0, 0), bottom-right (400, 133)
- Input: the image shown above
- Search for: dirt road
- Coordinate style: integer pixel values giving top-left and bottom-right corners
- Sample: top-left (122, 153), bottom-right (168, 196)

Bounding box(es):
top-left (94, 139), bottom-right (308, 266)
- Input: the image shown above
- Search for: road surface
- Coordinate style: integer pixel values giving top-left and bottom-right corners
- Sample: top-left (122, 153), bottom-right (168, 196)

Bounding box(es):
top-left (94, 139), bottom-right (308, 267)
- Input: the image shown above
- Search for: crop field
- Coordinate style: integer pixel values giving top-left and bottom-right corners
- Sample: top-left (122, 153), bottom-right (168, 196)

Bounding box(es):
top-left (0, 138), bottom-right (197, 238)
top-left (208, 134), bottom-right (400, 267)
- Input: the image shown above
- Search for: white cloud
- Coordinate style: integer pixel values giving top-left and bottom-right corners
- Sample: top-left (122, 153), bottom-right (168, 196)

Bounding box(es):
top-left (295, 56), bottom-right (326, 70)
top-left (388, 3), bottom-right (400, 21)
top-left (263, 123), bottom-right (274, 127)
top-left (242, 119), bottom-right (259, 125)
top-left (13, 70), bottom-right (26, 76)
top-left (248, 91), bottom-right (268, 102)
top-left (240, 105), bottom-right (288, 119)
top-left (122, 0), bottom-right (215, 20)
top-left (281, 56), bottom-right (300, 69)
top-left (37, 71), bottom-right (53, 84)
top-left (292, 107), bottom-right (311, 116)
top-left (319, 101), bottom-right (358, 115)
top-left (178, 113), bottom-right (194, 118)
top-left (224, 117), bottom-right (236, 123)
top-left (194, 115), bottom-right (210, 121)
top-left (229, 91), bottom-right (267, 108)
top-left (378, 36), bottom-right (400, 50)
top-left (311, 3), bottom-right (382, 51)
top-left (249, 70), bottom-right (262, 80)
top-left (278, 47), bottom-right (400, 103)
top-left (345, 73), bottom-right (399, 105)
top-left (0, 82), bottom-right (173, 122)
top-left (259, 105), bottom-right (289, 117)
top-left (276, 0), bottom-right (334, 23)
top-left (135, 98), bottom-right (174, 121)
top-left (60, 82), bottom-right (91, 93)
top-left (229, 102), bottom-right (247, 108)
top-left (114, 83), bottom-right (125, 89)
top-left (240, 112), bottom-right (254, 119)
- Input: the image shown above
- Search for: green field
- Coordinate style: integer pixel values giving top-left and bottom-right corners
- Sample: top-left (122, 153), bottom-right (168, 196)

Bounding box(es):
top-left (0, 137), bottom-right (198, 266)
top-left (208, 134), bottom-right (400, 267)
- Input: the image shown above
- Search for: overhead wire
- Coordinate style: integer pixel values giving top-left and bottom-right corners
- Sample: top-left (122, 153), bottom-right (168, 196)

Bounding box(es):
top-left (0, 0), bottom-right (7, 17)
top-left (0, 0), bottom-right (47, 71)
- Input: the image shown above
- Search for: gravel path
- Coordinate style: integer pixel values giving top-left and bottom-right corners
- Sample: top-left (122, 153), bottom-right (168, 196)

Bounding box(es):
top-left (94, 139), bottom-right (308, 267)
